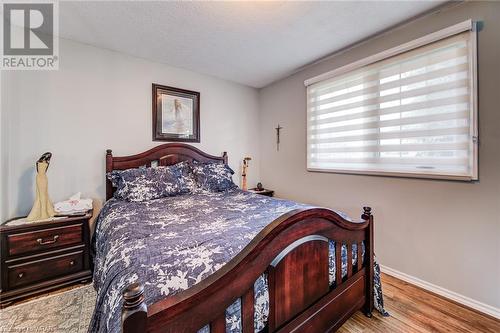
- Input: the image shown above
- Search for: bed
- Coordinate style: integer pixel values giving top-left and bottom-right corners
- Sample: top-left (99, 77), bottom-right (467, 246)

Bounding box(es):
top-left (90, 143), bottom-right (386, 333)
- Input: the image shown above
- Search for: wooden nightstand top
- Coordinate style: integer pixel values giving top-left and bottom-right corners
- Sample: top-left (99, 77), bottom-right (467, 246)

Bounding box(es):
top-left (247, 188), bottom-right (274, 197)
top-left (1, 212), bottom-right (92, 233)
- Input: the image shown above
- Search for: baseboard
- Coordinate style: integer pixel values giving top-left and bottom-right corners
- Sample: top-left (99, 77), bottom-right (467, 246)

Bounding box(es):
top-left (380, 264), bottom-right (500, 320)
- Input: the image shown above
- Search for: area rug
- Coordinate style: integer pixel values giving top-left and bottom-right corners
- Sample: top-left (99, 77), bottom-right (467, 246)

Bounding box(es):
top-left (0, 284), bottom-right (96, 333)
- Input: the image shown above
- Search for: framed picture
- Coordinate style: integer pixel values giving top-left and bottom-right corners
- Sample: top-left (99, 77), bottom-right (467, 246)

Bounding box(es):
top-left (152, 83), bottom-right (200, 142)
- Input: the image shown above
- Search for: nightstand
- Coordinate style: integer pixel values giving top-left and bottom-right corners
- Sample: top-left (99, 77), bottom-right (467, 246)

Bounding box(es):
top-left (248, 188), bottom-right (274, 197)
top-left (0, 212), bottom-right (93, 307)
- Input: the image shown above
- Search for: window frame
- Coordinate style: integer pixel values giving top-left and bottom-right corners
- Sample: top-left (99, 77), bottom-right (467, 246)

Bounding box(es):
top-left (304, 20), bottom-right (478, 181)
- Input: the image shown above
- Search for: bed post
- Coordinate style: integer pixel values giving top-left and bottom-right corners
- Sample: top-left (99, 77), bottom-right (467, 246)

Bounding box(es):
top-left (106, 149), bottom-right (113, 200)
top-left (122, 282), bottom-right (147, 333)
top-left (222, 151), bottom-right (228, 164)
top-left (362, 206), bottom-right (374, 317)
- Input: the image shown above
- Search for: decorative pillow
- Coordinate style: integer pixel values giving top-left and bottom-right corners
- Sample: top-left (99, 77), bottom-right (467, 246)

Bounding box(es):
top-left (107, 164), bottom-right (190, 202)
top-left (170, 160), bottom-right (197, 192)
top-left (191, 161), bottom-right (237, 192)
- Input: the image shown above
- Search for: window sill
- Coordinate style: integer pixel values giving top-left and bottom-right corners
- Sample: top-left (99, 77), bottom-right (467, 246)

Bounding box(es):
top-left (306, 167), bottom-right (477, 182)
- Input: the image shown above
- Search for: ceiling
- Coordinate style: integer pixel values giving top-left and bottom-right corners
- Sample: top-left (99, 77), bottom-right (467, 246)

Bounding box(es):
top-left (57, 1), bottom-right (446, 88)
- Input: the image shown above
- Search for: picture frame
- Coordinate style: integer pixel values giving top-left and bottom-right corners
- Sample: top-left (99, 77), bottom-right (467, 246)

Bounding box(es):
top-left (152, 83), bottom-right (200, 142)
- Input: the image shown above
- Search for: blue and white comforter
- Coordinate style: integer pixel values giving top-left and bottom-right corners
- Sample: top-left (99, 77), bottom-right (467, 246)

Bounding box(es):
top-left (89, 189), bottom-right (387, 333)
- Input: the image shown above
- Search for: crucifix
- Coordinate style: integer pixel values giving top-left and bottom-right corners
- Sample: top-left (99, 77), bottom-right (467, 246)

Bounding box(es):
top-left (275, 124), bottom-right (283, 151)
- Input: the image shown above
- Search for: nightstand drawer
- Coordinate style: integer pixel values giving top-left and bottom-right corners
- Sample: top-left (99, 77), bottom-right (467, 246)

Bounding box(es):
top-left (7, 224), bottom-right (83, 256)
top-left (7, 250), bottom-right (84, 289)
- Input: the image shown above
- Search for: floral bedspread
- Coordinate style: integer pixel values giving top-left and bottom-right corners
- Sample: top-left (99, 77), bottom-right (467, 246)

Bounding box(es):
top-left (89, 189), bottom-right (387, 333)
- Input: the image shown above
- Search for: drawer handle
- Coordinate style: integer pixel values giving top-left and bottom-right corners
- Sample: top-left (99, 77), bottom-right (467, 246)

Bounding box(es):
top-left (18, 272), bottom-right (24, 278)
top-left (37, 235), bottom-right (59, 245)
top-left (69, 260), bottom-right (75, 266)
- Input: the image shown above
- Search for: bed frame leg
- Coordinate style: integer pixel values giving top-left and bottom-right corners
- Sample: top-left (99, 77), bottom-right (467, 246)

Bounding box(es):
top-left (122, 282), bottom-right (148, 333)
top-left (362, 207), bottom-right (374, 318)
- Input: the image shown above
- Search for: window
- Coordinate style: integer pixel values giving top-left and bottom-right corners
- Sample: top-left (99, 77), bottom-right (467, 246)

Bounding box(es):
top-left (305, 20), bottom-right (478, 180)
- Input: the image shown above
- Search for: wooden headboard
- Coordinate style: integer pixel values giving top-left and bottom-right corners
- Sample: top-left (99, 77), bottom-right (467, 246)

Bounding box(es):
top-left (105, 143), bottom-right (228, 200)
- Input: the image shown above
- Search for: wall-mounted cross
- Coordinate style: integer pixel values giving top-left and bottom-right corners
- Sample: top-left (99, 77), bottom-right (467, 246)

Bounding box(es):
top-left (275, 124), bottom-right (283, 151)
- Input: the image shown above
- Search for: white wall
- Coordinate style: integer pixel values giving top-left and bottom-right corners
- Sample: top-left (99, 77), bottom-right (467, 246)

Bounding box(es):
top-left (1, 38), bottom-right (260, 220)
top-left (259, 1), bottom-right (500, 310)
top-left (0, 76), bottom-right (6, 221)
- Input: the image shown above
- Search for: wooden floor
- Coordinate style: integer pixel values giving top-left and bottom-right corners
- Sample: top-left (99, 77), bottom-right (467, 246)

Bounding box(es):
top-left (338, 273), bottom-right (500, 333)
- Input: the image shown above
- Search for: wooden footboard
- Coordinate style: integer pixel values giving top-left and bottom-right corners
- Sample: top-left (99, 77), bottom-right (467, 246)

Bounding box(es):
top-left (121, 206), bottom-right (374, 333)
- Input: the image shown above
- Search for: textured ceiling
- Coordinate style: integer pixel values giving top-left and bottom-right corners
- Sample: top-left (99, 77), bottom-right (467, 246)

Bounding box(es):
top-left (58, 1), bottom-right (445, 88)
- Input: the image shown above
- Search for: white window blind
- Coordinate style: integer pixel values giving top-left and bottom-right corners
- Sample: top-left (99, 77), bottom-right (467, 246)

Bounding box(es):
top-left (306, 23), bottom-right (478, 180)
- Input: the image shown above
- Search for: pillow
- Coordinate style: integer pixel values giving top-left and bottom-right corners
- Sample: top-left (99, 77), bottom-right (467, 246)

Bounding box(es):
top-left (191, 161), bottom-right (237, 192)
top-left (170, 160), bottom-right (197, 192)
top-left (107, 163), bottom-right (190, 202)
